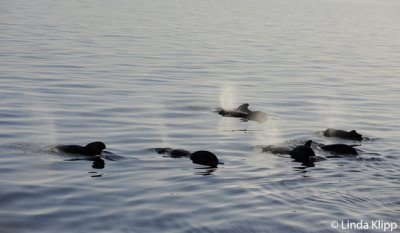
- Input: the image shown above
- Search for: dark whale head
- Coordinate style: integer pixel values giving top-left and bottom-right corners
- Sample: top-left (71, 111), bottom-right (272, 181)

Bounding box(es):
top-left (290, 140), bottom-right (315, 163)
top-left (190, 151), bottom-right (222, 168)
top-left (56, 141), bottom-right (106, 156)
top-left (304, 140), bottom-right (312, 147)
top-left (348, 130), bottom-right (363, 141)
top-left (323, 128), bottom-right (363, 141)
top-left (84, 141), bottom-right (106, 155)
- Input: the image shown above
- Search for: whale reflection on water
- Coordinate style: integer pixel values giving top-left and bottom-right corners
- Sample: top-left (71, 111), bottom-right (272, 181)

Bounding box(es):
top-left (65, 156), bottom-right (105, 169)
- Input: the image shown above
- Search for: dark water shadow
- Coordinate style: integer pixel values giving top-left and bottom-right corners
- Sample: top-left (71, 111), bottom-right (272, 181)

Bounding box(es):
top-left (291, 157), bottom-right (325, 175)
top-left (64, 157), bottom-right (105, 169)
top-left (193, 166), bottom-right (218, 176)
top-left (292, 165), bottom-right (313, 174)
top-left (291, 155), bottom-right (326, 170)
top-left (88, 171), bottom-right (103, 177)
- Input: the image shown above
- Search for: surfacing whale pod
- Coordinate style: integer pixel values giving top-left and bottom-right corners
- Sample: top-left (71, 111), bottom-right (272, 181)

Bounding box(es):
top-left (323, 128), bottom-right (363, 141)
top-left (56, 141), bottom-right (106, 156)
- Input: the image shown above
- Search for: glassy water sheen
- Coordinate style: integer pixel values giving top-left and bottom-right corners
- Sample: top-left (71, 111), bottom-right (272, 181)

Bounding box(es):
top-left (1, 0), bottom-right (399, 232)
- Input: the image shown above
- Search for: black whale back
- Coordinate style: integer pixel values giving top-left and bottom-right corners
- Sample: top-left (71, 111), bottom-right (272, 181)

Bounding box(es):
top-left (85, 141), bottom-right (106, 155)
top-left (324, 128), bottom-right (363, 141)
top-left (190, 151), bottom-right (221, 167)
top-left (321, 144), bottom-right (358, 155)
top-left (56, 141), bottom-right (106, 156)
top-left (290, 140), bottom-right (315, 162)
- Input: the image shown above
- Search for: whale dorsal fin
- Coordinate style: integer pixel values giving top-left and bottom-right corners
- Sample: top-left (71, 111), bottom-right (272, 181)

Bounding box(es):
top-left (304, 140), bottom-right (312, 147)
top-left (237, 103), bottom-right (250, 112)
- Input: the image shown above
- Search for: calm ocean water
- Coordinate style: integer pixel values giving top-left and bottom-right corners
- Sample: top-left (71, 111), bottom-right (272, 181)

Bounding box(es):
top-left (1, 0), bottom-right (399, 232)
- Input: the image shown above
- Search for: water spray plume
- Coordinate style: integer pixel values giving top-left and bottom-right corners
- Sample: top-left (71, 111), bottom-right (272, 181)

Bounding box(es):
top-left (154, 102), bottom-right (168, 147)
top-left (220, 83), bottom-right (236, 110)
top-left (29, 103), bottom-right (58, 144)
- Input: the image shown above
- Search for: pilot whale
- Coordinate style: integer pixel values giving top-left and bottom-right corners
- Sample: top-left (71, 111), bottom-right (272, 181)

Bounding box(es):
top-left (289, 140), bottom-right (315, 163)
top-left (217, 103), bottom-right (267, 123)
top-left (190, 150), bottom-right (223, 168)
top-left (261, 140), bottom-right (316, 164)
top-left (321, 144), bottom-right (359, 155)
top-left (154, 147), bottom-right (223, 167)
top-left (323, 128), bottom-right (363, 141)
top-left (55, 141), bottom-right (106, 156)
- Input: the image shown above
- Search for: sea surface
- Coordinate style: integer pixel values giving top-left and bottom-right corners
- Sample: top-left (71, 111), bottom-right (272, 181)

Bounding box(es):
top-left (1, 0), bottom-right (399, 232)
